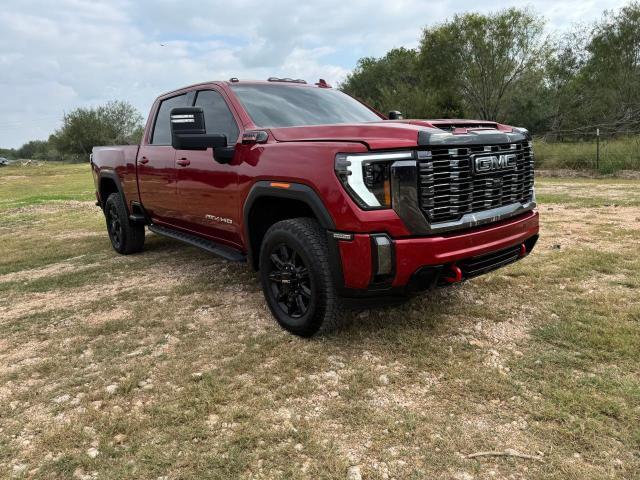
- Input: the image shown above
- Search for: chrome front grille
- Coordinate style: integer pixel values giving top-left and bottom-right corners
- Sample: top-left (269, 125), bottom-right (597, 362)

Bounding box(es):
top-left (417, 142), bottom-right (534, 224)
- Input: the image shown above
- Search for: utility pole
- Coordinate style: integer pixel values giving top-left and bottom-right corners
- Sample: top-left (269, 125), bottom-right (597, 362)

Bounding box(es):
top-left (596, 128), bottom-right (600, 171)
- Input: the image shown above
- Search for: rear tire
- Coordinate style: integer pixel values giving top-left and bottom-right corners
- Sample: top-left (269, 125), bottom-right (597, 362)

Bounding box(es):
top-left (104, 192), bottom-right (145, 255)
top-left (259, 218), bottom-right (341, 337)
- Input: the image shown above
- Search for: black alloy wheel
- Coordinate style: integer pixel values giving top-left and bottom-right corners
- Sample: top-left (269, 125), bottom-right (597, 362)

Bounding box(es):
top-left (103, 192), bottom-right (145, 255)
top-left (258, 218), bottom-right (341, 337)
top-left (266, 244), bottom-right (312, 318)
top-left (106, 200), bottom-right (123, 250)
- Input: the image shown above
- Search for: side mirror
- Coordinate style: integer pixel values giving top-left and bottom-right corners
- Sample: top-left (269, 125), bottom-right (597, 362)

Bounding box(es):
top-left (388, 110), bottom-right (403, 120)
top-left (170, 107), bottom-right (227, 150)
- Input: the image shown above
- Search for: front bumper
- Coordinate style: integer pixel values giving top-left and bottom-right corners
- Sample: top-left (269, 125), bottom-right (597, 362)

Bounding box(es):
top-left (328, 210), bottom-right (539, 297)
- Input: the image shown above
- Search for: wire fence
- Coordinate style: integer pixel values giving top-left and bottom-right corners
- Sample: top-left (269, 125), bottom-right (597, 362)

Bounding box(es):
top-left (533, 132), bottom-right (640, 173)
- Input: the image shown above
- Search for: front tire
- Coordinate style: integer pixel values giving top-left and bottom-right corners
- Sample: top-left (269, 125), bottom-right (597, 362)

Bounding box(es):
top-left (104, 192), bottom-right (145, 255)
top-left (259, 218), bottom-right (341, 337)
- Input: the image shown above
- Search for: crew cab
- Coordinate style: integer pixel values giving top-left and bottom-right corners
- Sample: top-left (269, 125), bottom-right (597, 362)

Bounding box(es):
top-left (91, 78), bottom-right (539, 337)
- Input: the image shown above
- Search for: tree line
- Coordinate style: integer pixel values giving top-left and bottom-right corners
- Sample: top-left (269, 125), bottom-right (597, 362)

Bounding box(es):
top-left (4, 2), bottom-right (638, 161)
top-left (2, 101), bottom-right (144, 162)
top-left (340, 3), bottom-right (640, 137)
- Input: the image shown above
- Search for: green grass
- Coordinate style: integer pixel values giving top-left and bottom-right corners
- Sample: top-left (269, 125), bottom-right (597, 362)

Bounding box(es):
top-left (0, 163), bottom-right (94, 212)
top-left (535, 135), bottom-right (640, 174)
top-left (0, 164), bottom-right (639, 478)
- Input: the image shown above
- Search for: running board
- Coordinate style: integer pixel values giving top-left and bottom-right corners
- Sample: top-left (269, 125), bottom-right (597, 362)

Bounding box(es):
top-left (148, 224), bottom-right (246, 263)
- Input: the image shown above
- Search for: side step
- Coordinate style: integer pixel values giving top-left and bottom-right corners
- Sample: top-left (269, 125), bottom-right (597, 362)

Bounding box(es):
top-left (148, 224), bottom-right (246, 263)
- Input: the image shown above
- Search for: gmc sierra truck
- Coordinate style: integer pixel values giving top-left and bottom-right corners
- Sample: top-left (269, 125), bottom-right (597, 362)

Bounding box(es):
top-left (91, 77), bottom-right (539, 337)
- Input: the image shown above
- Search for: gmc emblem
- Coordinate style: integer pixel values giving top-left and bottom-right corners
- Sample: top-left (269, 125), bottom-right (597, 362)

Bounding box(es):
top-left (473, 154), bottom-right (517, 174)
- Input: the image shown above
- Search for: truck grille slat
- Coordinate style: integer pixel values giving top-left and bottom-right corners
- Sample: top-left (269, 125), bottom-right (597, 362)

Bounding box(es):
top-left (418, 142), bottom-right (534, 224)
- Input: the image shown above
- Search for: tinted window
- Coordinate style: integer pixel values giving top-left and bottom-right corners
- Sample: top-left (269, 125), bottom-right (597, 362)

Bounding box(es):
top-left (230, 84), bottom-right (382, 128)
top-left (151, 94), bottom-right (188, 145)
top-left (195, 90), bottom-right (239, 143)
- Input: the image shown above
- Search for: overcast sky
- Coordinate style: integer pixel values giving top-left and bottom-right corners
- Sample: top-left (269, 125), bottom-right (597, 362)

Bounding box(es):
top-left (0, 0), bottom-right (629, 148)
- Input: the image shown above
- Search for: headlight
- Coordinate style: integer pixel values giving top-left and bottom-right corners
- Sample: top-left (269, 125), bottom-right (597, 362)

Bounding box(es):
top-left (335, 151), bottom-right (414, 209)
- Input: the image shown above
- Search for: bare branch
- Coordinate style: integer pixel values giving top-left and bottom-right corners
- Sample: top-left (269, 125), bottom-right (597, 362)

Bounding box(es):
top-left (467, 449), bottom-right (544, 462)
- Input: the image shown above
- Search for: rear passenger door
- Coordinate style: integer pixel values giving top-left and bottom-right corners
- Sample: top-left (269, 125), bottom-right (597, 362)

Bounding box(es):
top-left (138, 93), bottom-right (192, 223)
top-left (173, 89), bottom-right (242, 247)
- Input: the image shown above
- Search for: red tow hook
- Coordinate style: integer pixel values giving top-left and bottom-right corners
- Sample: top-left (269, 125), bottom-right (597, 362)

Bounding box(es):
top-left (519, 243), bottom-right (527, 258)
top-left (443, 264), bottom-right (463, 284)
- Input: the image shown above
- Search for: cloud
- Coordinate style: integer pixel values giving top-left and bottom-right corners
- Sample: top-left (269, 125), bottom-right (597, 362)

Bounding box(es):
top-left (0, 0), bottom-right (628, 148)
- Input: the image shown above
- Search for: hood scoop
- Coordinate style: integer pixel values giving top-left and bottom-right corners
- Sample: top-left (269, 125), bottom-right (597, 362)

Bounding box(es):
top-left (429, 121), bottom-right (499, 131)
top-left (418, 127), bottom-right (528, 147)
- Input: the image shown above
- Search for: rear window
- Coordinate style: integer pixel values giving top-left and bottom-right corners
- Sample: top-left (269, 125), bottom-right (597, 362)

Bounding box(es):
top-left (230, 84), bottom-right (381, 128)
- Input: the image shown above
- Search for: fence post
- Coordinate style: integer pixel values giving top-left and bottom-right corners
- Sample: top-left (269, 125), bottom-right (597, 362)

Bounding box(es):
top-left (596, 128), bottom-right (600, 171)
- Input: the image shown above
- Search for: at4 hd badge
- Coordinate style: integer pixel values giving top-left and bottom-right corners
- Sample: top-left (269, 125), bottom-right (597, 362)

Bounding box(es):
top-left (205, 214), bottom-right (233, 224)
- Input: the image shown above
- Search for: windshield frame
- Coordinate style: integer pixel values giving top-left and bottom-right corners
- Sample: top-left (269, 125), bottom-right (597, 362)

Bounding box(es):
top-left (229, 83), bottom-right (384, 129)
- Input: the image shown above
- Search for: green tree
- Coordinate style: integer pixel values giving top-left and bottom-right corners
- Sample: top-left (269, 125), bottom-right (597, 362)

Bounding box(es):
top-left (340, 48), bottom-right (432, 118)
top-left (341, 8), bottom-right (551, 128)
top-left (544, 27), bottom-right (591, 133)
top-left (580, 2), bottom-right (640, 133)
top-left (17, 140), bottom-right (50, 159)
top-left (54, 101), bottom-right (143, 160)
top-left (540, 2), bottom-right (640, 135)
top-left (99, 101), bottom-right (145, 145)
top-left (0, 147), bottom-right (18, 160)
top-left (418, 8), bottom-right (549, 121)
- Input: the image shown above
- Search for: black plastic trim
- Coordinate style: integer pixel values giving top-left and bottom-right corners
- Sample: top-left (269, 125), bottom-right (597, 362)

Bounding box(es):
top-left (98, 171), bottom-right (127, 212)
top-left (406, 265), bottom-right (444, 293)
top-left (326, 231), bottom-right (348, 295)
top-left (390, 160), bottom-right (426, 233)
top-left (370, 234), bottom-right (395, 286)
top-left (244, 181), bottom-right (336, 269)
top-left (418, 129), bottom-right (528, 146)
top-left (129, 201), bottom-right (151, 225)
top-left (128, 214), bottom-right (146, 225)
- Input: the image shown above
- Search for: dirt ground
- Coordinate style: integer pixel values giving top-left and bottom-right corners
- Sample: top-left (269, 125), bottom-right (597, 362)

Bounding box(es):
top-left (1, 165), bottom-right (639, 479)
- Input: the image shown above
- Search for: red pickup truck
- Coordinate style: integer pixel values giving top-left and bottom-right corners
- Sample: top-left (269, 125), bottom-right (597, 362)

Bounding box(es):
top-left (91, 78), bottom-right (539, 336)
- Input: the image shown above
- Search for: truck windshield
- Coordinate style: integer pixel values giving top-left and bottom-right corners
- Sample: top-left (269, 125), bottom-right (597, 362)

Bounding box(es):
top-left (230, 84), bottom-right (382, 128)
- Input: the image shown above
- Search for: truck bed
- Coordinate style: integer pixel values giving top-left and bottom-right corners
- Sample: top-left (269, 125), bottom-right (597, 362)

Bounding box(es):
top-left (91, 144), bottom-right (141, 209)
top-left (92, 145), bottom-right (140, 169)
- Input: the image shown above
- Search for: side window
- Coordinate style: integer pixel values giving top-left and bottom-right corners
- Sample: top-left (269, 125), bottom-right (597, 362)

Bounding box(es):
top-left (194, 90), bottom-right (240, 144)
top-left (151, 94), bottom-right (188, 145)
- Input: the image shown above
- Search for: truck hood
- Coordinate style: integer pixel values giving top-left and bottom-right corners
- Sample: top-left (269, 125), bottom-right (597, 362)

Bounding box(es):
top-left (268, 119), bottom-right (519, 150)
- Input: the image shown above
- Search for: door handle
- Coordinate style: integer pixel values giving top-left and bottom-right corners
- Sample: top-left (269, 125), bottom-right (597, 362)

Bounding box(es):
top-left (177, 158), bottom-right (191, 167)
top-left (139, 157), bottom-right (149, 165)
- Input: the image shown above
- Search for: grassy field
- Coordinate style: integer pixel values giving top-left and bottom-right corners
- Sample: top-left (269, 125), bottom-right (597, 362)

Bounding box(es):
top-left (1, 164), bottom-right (639, 479)
top-left (534, 136), bottom-right (640, 174)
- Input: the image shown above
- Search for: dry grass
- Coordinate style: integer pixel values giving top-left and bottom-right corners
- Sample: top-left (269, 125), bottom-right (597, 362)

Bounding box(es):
top-left (0, 164), bottom-right (639, 479)
top-left (535, 136), bottom-right (640, 174)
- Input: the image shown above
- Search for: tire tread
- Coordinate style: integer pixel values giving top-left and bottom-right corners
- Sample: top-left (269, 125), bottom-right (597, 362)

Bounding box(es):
top-left (105, 192), bottom-right (145, 255)
top-left (259, 218), bottom-right (342, 336)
